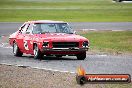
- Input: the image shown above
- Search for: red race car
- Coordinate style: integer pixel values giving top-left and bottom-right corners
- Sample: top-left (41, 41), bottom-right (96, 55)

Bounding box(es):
top-left (9, 20), bottom-right (89, 60)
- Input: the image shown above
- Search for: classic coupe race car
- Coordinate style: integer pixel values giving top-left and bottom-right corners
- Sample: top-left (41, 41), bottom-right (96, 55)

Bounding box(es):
top-left (9, 20), bottom-right (89, 60)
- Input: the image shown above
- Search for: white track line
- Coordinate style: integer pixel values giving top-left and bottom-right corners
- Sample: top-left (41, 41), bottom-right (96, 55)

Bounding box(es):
top-left (1, 63), bottom-right (76, 74)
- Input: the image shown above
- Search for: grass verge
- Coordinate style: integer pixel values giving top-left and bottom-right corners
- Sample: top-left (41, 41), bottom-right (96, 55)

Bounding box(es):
top-left (0, 0), bottom-right (132, 22)
top-left (81, 31), bottom-right (132, 54)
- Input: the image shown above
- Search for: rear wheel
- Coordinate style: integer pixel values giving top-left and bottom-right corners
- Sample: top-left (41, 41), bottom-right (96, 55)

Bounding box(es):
top-left (76, 52), bottom-right (86, 60)
top-left (34, 44), bottom-right (43, 59)
top-left (13, 42), bottom-right (23, 57)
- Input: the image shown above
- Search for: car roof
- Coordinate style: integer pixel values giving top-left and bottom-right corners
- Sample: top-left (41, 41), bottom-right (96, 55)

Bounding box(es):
top-left (25, 20), bottom-right (67, 24)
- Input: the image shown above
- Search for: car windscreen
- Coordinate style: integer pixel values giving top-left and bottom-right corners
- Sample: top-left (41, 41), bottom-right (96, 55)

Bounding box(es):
top-left (32, 23), bottom-right (73, 34)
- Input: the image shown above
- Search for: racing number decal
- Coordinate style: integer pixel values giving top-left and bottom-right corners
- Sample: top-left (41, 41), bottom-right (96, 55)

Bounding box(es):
top-left (24, 40), bottom-right (29, 50)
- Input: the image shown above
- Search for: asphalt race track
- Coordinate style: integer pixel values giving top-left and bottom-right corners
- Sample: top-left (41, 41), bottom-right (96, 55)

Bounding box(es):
top-left (0, 22), bottom-right (132, 35)
top-left (0, 47), bottom-right (132, 75)
top-left (0, 22), bottom-right (132, 76)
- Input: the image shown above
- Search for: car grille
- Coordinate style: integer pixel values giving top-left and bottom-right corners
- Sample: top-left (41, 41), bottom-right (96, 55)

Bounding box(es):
top-left (52, 42), bottom-right (79, 48)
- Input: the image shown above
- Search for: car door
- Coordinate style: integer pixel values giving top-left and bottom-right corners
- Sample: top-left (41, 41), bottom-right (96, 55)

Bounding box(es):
top-left (23, 23), bottom-right (34, 54)
top-left (16, 23), bottom-right (29, 52)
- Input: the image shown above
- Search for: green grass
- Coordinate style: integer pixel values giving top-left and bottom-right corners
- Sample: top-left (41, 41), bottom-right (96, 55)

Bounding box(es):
top-left (0, 0), bottom-right (132, 22)
top-left (81, 31), bottom-right (132, 54)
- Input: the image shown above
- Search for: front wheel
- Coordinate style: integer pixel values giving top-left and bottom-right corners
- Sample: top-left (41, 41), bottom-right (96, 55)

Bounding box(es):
top-left (76, 52), bottom-right (86, 60)
top-left (33, 44), bottom-right (43, 59)
top-left (13, 42), bottom-right (23, 57)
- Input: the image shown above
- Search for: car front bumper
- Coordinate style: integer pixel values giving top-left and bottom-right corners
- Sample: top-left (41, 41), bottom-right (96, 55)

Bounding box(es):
top-left (42, 47), bottom-right (89, 55)
top-left (43, 47), bottom-right (89, 52)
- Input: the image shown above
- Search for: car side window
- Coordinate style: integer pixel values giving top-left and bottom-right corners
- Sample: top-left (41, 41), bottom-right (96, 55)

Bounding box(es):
top-left (26, 24), bottom-right (33, 34)
top-left (20, 24), bottom-right (29, 34)
top-left (32, 24), bottom-right (42, 34)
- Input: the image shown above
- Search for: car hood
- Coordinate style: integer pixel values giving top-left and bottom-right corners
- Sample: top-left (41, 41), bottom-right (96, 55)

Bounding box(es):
top-left (36, 33), bottom-right (88, 42)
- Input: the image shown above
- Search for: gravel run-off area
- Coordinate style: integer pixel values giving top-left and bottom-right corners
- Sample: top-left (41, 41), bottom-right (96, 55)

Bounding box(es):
top-left (0, 64), bottom-right (132, 88)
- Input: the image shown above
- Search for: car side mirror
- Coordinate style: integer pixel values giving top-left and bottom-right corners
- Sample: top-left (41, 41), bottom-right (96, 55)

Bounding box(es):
top-left (73, 31), bottom-right (77, 34)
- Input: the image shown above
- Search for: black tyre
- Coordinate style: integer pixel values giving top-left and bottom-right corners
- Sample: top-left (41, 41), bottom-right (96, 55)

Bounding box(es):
top-left (33, 44), bottom-right (43, 59)
top-left (76, 52), bottom-right (86, 60)
top-left (13, 42), bottom-right (23, 57)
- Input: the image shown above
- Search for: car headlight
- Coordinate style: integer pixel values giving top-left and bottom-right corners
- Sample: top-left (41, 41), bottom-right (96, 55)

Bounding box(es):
top-left (43, 42), bottom-right (49, 47)
top-left (82, 41), bottom-right (88, 48)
